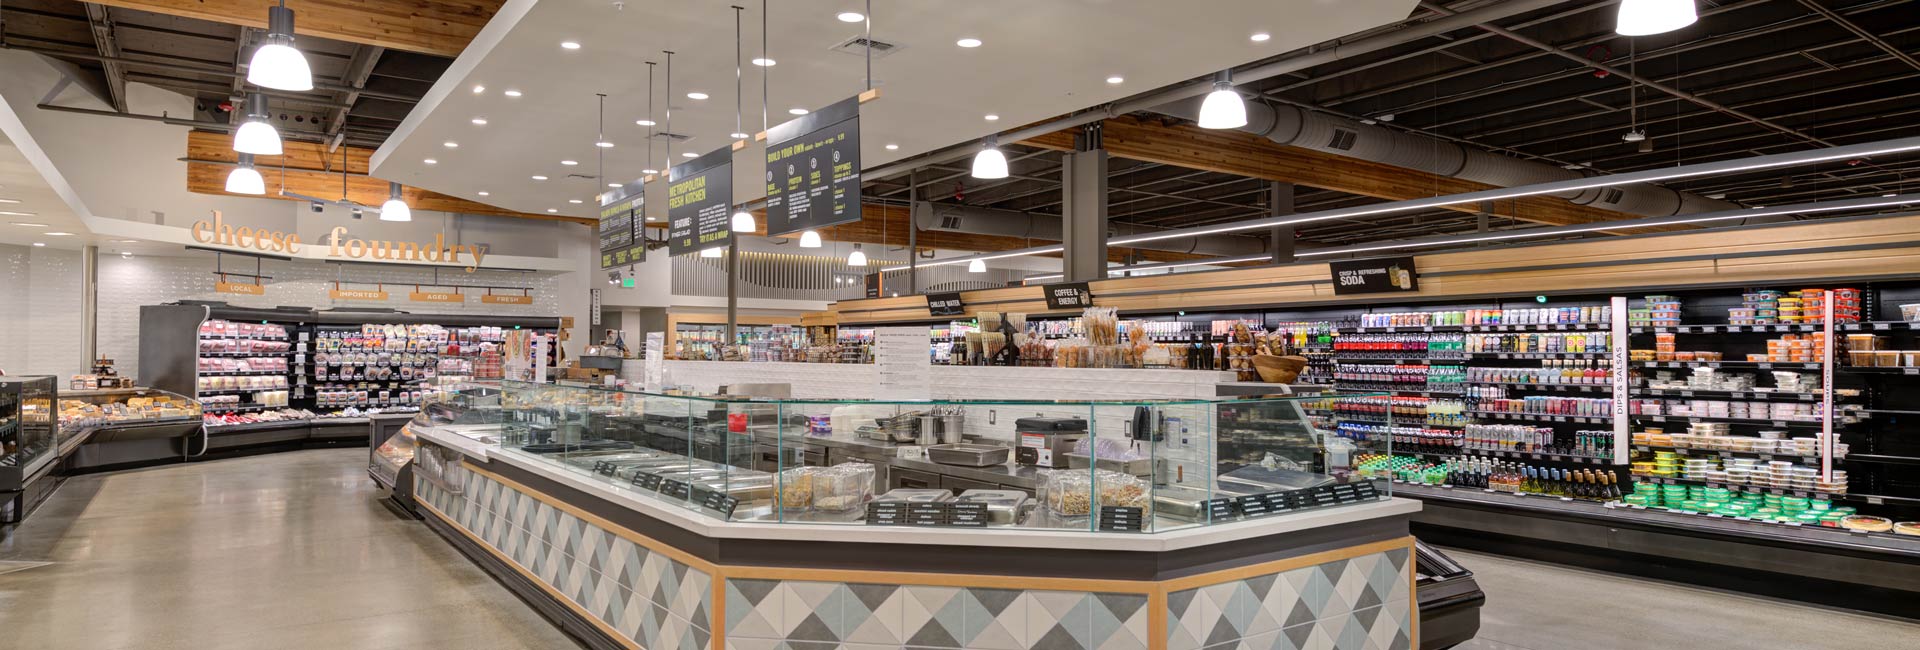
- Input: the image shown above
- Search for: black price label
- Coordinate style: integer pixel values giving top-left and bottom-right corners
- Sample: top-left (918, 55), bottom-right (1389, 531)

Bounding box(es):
top-left (1044, 282), bottom-right (1093, 310)
top-left (631, 472), bottom-right (662, 490)
top-left (700, 490), bottom-right (740, 518)
top-left (1329, 256), bottom-right (1419, 295)
top-left (1206, 499), bottom-right (1238, 520)
top-left (666, 148), bottom-right (735, 257)
top-left (927, 292), bottom-right (966, 316)
top-left (764, 95), bottom-right (863, 237)
top-left (660, 479), bottom-right (691, 500)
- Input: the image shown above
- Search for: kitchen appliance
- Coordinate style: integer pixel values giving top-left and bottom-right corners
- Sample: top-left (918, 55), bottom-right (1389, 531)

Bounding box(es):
top-left (1013, 417), bottom-right (1088, 468)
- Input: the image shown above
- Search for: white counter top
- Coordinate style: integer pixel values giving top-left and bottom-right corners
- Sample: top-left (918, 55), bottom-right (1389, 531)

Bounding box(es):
top-left (416, 424), bottom-right (1421, 553)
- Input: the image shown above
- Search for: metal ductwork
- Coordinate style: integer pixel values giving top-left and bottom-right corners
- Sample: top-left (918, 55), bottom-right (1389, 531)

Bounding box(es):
top-left (912, 201), bottom-right (1268, 256)
top-left (1152, 98), bottom-right (1740, 218)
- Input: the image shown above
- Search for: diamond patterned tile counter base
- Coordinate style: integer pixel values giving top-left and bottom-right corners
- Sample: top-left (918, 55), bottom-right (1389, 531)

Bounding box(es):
top-left (416, 468), bottom-right (713, 650)
top-left (724, 579), bottom-right (1150, 650)
top-left (1166, 547), bottom-right (1414, 650)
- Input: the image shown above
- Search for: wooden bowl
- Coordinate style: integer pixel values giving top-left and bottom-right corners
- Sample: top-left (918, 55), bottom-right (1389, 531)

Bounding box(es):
top-left (1253, 355), bottom-right (1308, 384)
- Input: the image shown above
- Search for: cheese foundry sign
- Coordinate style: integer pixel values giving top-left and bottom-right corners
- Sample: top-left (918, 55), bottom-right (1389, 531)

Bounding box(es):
top-left (190, 212), bottom-right (491, 271)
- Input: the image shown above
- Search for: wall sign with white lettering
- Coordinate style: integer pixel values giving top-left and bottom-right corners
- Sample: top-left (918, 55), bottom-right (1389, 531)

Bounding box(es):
top-left (926, 292), bottom-right (965, 316)
top-left (765, 95), bottom-right (862, 237)
top-left (1329, 256), bottom-right (1418, 295)
top-left (667, 147), bottom-right (735, 257)
top-left (1043, 282), bottom-right (1093, 310)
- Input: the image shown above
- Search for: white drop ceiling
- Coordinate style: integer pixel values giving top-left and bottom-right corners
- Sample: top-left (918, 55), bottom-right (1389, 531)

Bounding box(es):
top-left (372, 0), bottom-right (1418, 220)
top-left (0, 130), bottom-right (92, 250)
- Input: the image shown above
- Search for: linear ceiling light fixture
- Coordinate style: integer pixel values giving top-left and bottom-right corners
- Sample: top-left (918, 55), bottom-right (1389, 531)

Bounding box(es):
top-left (247, 0), bottom-right (313, 91)
top-left (225, 153), bottom-right (265, 194)
top-left (233, 92), bottom-right (281, 155)
top-left (883, 135), bottom-right (1920, 273)
top-left (1616, 0), bottom-right (1698, 36)
top-left (380, 182), bottom-right (411, 222)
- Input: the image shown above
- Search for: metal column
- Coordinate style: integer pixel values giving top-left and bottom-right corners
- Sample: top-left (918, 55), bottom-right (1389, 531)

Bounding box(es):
top-left (1268, 182), bottom-right (1295, 264)
top-left (82, 245), bottom-right (98, 367)
top-left (908, 170), bottom-right (918, 294)
top-left (1061, 126), bottom-right (1108, 283)
top-left (725, 238), bottom-right (738, 345)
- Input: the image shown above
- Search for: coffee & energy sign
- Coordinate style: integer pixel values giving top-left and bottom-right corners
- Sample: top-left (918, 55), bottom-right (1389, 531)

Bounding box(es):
top-left (190, 212), bottom-right (491, 271)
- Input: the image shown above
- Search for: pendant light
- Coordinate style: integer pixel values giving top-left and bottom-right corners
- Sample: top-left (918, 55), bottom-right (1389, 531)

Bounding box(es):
top-left (701, 246), bottom-right (724, 258)
top-left (968, 258), bottom-right (986, 273)
top-left (247, 1), bottom-right (313, 91)
top-left (847, 243), bottom-right (867, 267)
top-left (1615, 0), bottom-right (1697, 36)
top-left (233, 92), bottom-right (282, 155)
top-left (971, 136), bottom-right (1009, 179)
top-left (798, 230), bottom-right (822, 248)
top-left (380, 182), bottom-right (411, 222)
top-left (225, 153), bottom-right (265, 195)
top-left (1197, 70), bottom-right (1247, 130)
top-left (727, 6), bottom-right (756, 235)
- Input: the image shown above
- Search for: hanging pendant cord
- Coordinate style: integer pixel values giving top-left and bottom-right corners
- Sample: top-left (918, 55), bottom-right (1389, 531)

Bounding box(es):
top-left (864, 0), bottom-right (873, 91)
top-left (664, 50), bottom-right (674, 172)
top-left (646, 61), bottom-right (656, 173)
top-left (734, 5), bottom-right (744, 139)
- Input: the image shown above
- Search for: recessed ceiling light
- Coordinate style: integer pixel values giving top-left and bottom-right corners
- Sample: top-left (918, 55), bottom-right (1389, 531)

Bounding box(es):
top-left (1250, 32), bottom-right (1271, 42)
top-left (751, 58), bottom-right (776, 67)
top-left (471, 117), bottom-right (488, 125)
top-left (546, 208), bottom-right (558, 213)
top-left (9, 220), bottom-right (45, 225)
top-left (682, 152), bottom-right (698, 158)
top-left (0, 212), bottom-right (37, 218)
top-left (636, 119), bottom-right (656, 126)
top-left (424, 158), bottom-right (438, 164)
top-left (837, 11), bottom-right (865, 22)
top-left (646, 216), bottom-right (657, 222)
top-left (560, 41), bottom-right (581, 50)
top-left (885, 144), bottom-right (899, 150)
top-left (472, 84), bottom-right (486, 94)
top-left (44, 231), bottom-right (73, 236)
top-left (789, 108), bottom-right (809, 115)
top-left (686, 92), bottom-right (709, 100)
top-left (561, 160), bottom-right (579, 166)
top-left (956, 38), bottom-right (982, 48)
top-left (596, 141), bottom-right (615, 148)
top-left (731, 132), bottom-right (750, 139)
top-left (532, 175), bottom-right (548, 180)
top-left (478, 191), bottom-right (490, 196)
top-left (984, 114), bottom-right (1000, 121)
top-left (504, 89), bottom-right (523, 97)
top-left (1106, 75), bottom-right (1124, 84)
top-left (642, 168), bottom-right (660, 175)
top-left (31, 242), bottom-right (44, 247)
top-left (608, 183), bottom-right (621, 188)
top-left (114, 239), bottom-right (138, 243)
top-left (443, 141), bottom-right (459, 148)
top-left (0, 198), bottom-right (19, 204)
top-left (1887, 193), bottom-right (1900, 197)
top-left (569, 199), bottom-right (584, 204)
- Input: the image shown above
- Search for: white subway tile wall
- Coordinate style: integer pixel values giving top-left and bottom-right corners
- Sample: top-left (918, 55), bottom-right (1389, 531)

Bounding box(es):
top-left (97, 254), bottom-right (564, 379)
top-left (0, 244), bottom-right (85, 379)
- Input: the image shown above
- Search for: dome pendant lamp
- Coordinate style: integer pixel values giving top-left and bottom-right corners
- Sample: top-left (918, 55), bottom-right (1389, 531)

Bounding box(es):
top-left (232, 92), bottom-right (282, 155)
top-left (847, 243), bottom-right (868, 267)
top-left (1615, 0), bottom-right (1697, 36)
top-left (247, 1), bottom-right (313, 91)
top-left (1197, 70), bottom-right (1247, 130)
top-left (225, 153), bottom-right (266, 195)
top-left (701, 246), bottom-right (724, 258)
top-left (970, 137), bottom-right (1009, 180)
top-left (731, 209), bottom-right (756, 234)
top-left (968, 258), bottom-right (986, 273)
top-left (798, 230), bottom-right (822, 248)
top-left (379, 182), bottom-right (412, 222)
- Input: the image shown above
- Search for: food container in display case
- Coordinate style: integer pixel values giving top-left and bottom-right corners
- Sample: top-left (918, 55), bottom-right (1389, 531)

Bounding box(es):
top-left (811, 463), bottom-right (875, 512)
top-left (873, 488), bottom-right (955, 504)
top-left (777, 467), bottom-right (816, 513)
top-left (1041, 468), bottom-right (1151, 520)
top-left (955, 489), bottom-right (1029, 525)
top-left (926, 443), bottom-right (1011, 467)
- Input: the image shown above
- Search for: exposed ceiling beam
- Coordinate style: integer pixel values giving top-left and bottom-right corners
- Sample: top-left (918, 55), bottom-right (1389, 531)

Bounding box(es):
top-left (183, 130), bottom-right (592, 225)
top-left (328, 44), bottom-right (384, 146)
top-left (1795, 0), bottom-right (1920, 73)
top-left (1017, 116), bottom-right (1673, 231)
top-left (81, 3), bottom-right (128, 112)
top-left (82, 0), bottom-right (499, 57)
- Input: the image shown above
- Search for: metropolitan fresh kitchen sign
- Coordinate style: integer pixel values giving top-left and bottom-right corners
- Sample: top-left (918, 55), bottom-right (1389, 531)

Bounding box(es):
top-left (190, 212), bottom-right (490, 272)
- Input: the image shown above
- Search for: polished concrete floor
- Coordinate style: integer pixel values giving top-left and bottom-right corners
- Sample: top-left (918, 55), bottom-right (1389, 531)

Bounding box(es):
top-left (5, 449), bottom-right (1920, 649)
top-left (0, 448), bottom-right (582, 650)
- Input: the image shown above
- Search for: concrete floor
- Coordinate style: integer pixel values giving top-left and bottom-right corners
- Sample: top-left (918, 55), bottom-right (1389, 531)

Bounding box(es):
top-left (5, 449), bottom-right (1919, 649)
top-left (0, 448), bottom-right (581, 650)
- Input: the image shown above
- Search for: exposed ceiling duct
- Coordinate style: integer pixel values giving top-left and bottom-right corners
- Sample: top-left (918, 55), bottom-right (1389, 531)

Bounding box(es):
top-left (1149, 97), bottom-right (1741, 218)
top-left (912, 201), bottom-right (1269, 257)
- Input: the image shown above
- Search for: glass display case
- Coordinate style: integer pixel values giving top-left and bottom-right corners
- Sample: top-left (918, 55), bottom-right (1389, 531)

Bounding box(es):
top-left (373, 385), bottom-right (512, 489)
top-left (410, 381), bottom-right (1394, 533)
top-left (57, 387), bottom-right (202, 439)
top-left (0, 376), bottom-right (57, 492)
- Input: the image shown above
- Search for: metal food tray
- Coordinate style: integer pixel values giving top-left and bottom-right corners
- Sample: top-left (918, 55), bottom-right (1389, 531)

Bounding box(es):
top-left (874, 488), bottom-right (956, 503)
top-left (956, 489), bottom-right (1030, 525)
top-left (1150, 485), bottom-right (1214, 522)
top-left (1063, 452), bottom-right (1155, 476)
top-left (926, 443), bottom-right (1011, 467)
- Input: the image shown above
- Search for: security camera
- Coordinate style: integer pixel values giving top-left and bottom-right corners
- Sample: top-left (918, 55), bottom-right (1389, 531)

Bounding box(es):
top-left (310, 201), bottom-right (325, 213)
top-left (351, 207), bottom-right (364, 219)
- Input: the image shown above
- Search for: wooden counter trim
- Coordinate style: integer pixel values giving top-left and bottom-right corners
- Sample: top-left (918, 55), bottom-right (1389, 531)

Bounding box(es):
top-left (416, 496), bottom-right (646, 650)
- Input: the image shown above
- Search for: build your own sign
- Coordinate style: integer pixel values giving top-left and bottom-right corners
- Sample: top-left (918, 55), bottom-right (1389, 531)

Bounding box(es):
top-left (764, 95), bottom-right (862, 237)
top-left (190, 212), bottom-right (490, 271)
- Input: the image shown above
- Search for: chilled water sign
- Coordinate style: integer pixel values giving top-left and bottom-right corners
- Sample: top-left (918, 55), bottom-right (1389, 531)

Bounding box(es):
top-left (764, 95), bottom-right (863, 237)
top-left (667, 147), bottom-right (735, 257)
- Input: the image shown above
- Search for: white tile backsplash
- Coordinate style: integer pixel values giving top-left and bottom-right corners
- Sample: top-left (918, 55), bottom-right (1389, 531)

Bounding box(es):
top-left (0, 245), bottom-right (85, 379)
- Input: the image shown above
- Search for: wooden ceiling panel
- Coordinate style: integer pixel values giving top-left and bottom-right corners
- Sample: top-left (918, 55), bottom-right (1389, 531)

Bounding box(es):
top-left (85, 0), bottom-right (499, 57)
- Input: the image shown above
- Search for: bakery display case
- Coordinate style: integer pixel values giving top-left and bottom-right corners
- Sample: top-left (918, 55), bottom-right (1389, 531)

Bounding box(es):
top-left (0, 376), bottom-right (57, 521)
top-left (56, 386), bottom-right (205, 471)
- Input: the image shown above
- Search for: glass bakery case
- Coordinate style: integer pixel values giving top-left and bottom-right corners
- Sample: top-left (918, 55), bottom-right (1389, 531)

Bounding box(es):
top-left (418, 381), bottom-right (1394, 533)
top-left (0, 376), bottom-right (57, 492)
top-left (57, 387), bottom-right (202, 438)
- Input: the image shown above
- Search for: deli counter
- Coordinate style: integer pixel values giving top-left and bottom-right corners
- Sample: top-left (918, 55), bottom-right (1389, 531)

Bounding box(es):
top-left (396, 379), bottom-right (1452, 650)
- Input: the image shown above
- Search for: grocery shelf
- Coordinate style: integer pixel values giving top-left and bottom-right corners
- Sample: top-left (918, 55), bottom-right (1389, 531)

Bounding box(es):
top-left (197, 388), bottom-right (289, 395)
top-left (1633, 474), bottom-right (1840, 501)
top-left (198, 334), bottom-right (292, 341)
top-left (1445, 448), bottom-right (1619, 465)
top-left (1462, 323), bottom-right (1609, 332)
top-left (1465, 411), bottom-right (1610, 424)
top-left (1469, 352), bottom-right (1608, 359)
top-left (196, 370), bottom-right (287, 376)
top-left (1331, 356), bottom-right (1467, 364)
top-left (1841, 366), bottom-right (1920, 376)
top-left (1339, 325), bottom-right (1464, 333)
top-left (1636, 387), bottom-right (1839, 402)
top-left (196, 352), bottom-right (292, 358)
top-left (1632, 414), bottom-right (1842, 428)
top-left (1634, 360), bottom-right (1823, 370)
top-left (1631, 444), bottom-right (1823, 466)
top-left (1463, 382), bottom-right (1611, 393)
top-left (1840, 321), bottom-right (1917, 331)
top-left (1329, 414), bottom-right (1467, 427)
top-left (1632, 323), bottom-right (1829, 334)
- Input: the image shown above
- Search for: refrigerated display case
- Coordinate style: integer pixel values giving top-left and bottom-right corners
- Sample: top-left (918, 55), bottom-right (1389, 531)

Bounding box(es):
top-left (57, 386), bottom-right (203, 472)
top-left (0, 375), bottom-right (56, 523)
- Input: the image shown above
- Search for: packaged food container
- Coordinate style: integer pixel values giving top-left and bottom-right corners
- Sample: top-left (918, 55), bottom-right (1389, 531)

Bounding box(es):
top-left (812, 463), bottom-right (876, 512)
top-left (777, 467), bottom-right (817, 512)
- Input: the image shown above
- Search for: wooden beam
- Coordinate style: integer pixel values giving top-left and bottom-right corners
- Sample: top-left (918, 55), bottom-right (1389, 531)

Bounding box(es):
top-left (85, 0), bottom-right (498, 57)
top-left (1020, 116), bottom-right (1683, 232)
top-left (185, 130), bottom-right (594, 226)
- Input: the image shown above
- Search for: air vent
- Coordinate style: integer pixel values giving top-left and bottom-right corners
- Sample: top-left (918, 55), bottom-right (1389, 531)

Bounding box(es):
top-left (565, 173), bottom-right (597, 180)
top-left (1602, 188), bottom-right (1625, 205)
top-left (831, 36), bottom-right (904, 58)
top-left (1328, 128), bottom-right (1359, 151)
top-left (939, 215), bottom-right (963, 229)
top-left (650, 131), bottom-right (693, 143)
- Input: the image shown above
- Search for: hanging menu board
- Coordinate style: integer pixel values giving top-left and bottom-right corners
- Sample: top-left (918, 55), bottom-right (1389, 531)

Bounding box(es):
top-left (599, 179), bottom-right (647, 269)
top-left (764, 95), bottom-right (862, 237)
top-left (667, 147), bottom-right (735, 257)
top-left (1329, 256), bottom-right (1418, 295)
